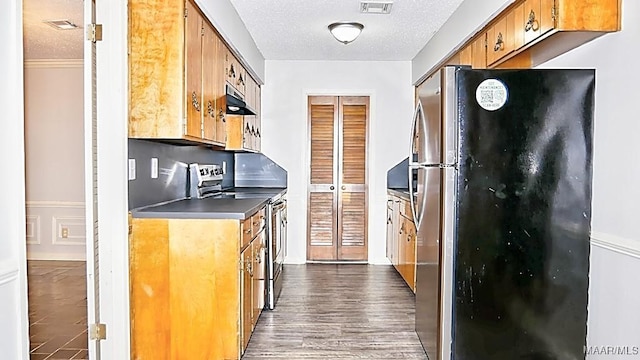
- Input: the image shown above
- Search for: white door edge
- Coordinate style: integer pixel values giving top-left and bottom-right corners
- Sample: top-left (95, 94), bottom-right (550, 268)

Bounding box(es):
top-left (0, 0), bottom-right (29, 358)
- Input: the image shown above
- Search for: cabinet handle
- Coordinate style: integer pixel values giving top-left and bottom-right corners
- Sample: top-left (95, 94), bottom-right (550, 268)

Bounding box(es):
top-left (191, 92), bottom-right (200, 112)
top-left (493, 32), bottom-right (504, 52)
top-left (256, 128), bottom-right (261, 138)
top-left (251, 125), bottom-right (256, 136)
top-left (387, 217), bottom-right (392, 224)
top-left (218, 109), bottom-right (226, 123)
top-left (245, 228), bottom-right (252, 234)
top-left (330, 185), bottom-right (335, 190)
top-left (237, 73), bottom-right (244, 87)
top-left (245, 123), bottom-right (251, 133)
top-left (246, 260), bottom-right (253, 276)
top-left (525, 10), bottom-right (539, 32)
top-left (229, 63), bottom-right (236, 79)
top-left (207, 100), bottom-right (215, 117)
top-left (341, 185), bottom-right (346, 190)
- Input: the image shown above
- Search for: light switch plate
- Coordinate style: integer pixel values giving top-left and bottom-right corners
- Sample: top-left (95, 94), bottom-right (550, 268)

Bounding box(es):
top-left (128, 159), bottom-right (136, 180)
top-left (151, 158), bottom-right (158, 179)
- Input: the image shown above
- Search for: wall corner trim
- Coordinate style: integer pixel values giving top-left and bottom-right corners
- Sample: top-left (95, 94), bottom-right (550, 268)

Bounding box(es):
top-left (591, 231), bottom-right (640, 259)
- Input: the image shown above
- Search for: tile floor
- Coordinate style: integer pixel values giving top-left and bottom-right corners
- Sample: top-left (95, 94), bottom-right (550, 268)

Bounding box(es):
top-left (28, 260), bottom-right (88, 360)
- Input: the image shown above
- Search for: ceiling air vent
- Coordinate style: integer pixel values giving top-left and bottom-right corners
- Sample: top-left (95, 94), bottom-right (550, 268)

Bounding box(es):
top-left (360, 0), bottom-right (393, 14)
top-left (42, 19), bottom-right (79, 30)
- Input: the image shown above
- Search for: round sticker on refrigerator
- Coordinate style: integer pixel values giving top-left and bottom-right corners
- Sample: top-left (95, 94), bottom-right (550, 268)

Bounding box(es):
top-left (475, 79), bottom-right (508, 111)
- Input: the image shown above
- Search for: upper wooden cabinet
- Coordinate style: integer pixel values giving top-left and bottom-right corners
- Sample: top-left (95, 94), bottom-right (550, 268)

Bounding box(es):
top-left (129, 0), bottom-right (222, 145)
top-left (129, 0), bottom-right (262, 151)
top-left (422, 0), bottom-right (621, 79)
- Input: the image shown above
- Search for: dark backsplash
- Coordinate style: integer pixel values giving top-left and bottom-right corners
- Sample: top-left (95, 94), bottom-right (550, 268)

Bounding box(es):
top-left (128, 139), bottom-right (234, 209)
top-left (387, 157), bottom-right (410, 190)
top-left (234, 153), bottom-right (288, 188)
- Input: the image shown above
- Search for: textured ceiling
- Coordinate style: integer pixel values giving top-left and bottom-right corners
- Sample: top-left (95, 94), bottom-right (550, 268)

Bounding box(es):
top-left (228, 0), bottom-right (465, 61)
top-left (23, 0), bottom-right (84, 60)
top-left (22, 0), bottom-right (465, 62)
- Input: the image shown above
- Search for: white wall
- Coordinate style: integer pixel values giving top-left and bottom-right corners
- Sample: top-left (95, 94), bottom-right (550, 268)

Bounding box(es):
top-left (0, 0), bottom-right (30, 358)
top-left (536, 0), bottom-right (640, 353)
top-left (24, 61), bottom-right (86, 261)
top-left (196, 0), bottom-right (265, 82)
top-left (262, 60), bottom-right (413, 264)
top-left (413, 0), bottom-right (640, 355)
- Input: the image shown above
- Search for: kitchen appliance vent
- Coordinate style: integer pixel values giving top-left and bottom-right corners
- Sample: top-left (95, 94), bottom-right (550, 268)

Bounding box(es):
top-left (360, 0), bottom-right (393, 14)
top-left (43, 19), bottom-right (79, 30)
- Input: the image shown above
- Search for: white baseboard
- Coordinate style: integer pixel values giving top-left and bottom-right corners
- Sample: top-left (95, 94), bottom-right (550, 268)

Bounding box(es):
top-left (26, 252), bottom-right (86, 261)
top-left (591, 231), bottom-right (640, 259)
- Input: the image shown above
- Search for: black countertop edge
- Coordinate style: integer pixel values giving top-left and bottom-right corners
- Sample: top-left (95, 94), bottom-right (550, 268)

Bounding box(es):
top-left (130, 188), bottom-right (286, 220)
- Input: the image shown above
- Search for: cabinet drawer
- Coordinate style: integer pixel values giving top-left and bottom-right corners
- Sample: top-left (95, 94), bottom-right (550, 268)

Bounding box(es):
top-left (242, 217), bottom-right (252, 249)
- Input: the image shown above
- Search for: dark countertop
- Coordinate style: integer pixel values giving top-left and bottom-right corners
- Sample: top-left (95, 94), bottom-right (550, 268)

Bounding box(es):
top-left (388, 188), bottom-right (411, 200)
top-left (131, 187), bottom-right (286, 220)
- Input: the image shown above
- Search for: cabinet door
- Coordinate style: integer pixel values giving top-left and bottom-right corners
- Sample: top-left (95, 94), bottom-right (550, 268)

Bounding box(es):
top-left (202, 22), bottom-right (217, 141)
top-left (253, 231), bottom-right (266, 326)
top-left (240, 242), bottom-right (253, 353)
top-left (405, 219), bottom-right (416, 292)
top-left (523, 0), bottom-right (556, 45)
top-left (185, 1), bottom-right (203, 139)
top-left (471, 34), bottom-right (487, 69)
top-left (459, 44), bottom-right (473, 66)
top-left (215, 36), bottom-right (227, 144)
top-left (254, 85), bottom-right (262, 152)
top-left (487, 16), bottom-right (508, 65)
top-left (386, 197), bottom-right (395, 263)
top-left (397, 217), bottom-right (406, 277)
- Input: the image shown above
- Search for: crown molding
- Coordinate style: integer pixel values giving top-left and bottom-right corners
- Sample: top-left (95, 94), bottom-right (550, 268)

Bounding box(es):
top-left (24, 59), bottom-right (83, 68)
top-left (592, 231), bottom-right (640, 259)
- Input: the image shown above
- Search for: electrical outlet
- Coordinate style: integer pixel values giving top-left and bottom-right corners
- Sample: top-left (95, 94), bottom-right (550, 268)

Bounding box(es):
top-left (61, 227), bottom-right (69, 238)
top-left (151, 158), bottom-right (159, 179)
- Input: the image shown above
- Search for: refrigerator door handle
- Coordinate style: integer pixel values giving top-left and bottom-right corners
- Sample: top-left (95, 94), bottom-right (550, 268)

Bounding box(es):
top-left (409, 166), bottom-right (426, 230)
top-left (409, 101), bottom-right (423, 167)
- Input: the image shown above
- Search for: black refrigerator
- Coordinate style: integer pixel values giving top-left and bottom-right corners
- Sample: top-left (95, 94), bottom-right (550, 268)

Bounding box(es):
top-left (410, 66), bottom-right (594, 360)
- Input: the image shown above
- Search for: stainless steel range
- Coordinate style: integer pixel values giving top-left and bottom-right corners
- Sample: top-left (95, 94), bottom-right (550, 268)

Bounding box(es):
top-left (266, 192), bottom-right (286, 309)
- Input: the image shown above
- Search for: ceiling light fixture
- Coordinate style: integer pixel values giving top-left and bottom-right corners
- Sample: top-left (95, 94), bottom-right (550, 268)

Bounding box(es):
top-left (43, 19), bottom-right (79, 30)
top-left (328, 22), bottom-right (364, 44)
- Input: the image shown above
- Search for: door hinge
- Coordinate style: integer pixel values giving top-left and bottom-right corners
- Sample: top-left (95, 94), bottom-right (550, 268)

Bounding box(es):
top-left (184, 7), bottom-right (188, 18)
top-left (87, 24), bottom-right (103, 43)
top-left (89, 323), bottom-right (107, 340)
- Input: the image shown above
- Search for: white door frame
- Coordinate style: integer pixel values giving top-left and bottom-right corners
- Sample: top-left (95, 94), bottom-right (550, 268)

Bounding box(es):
top-left (0, 0), bottom-right (30, 358)
top-left (0, 0), bottom-right (130, 359)
top-left (89, 1), bottom-right (130, 358)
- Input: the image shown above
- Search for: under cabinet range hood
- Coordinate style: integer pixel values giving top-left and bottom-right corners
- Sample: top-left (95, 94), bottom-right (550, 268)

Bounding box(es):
top-left (225, 84), bottom-right (256, 115)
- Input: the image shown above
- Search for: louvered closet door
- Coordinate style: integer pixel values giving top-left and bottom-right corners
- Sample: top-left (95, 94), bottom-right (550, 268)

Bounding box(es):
top-left (307, 96), bottom-right (368, 261)
top-left (338, 97), bottom-right (368, 260)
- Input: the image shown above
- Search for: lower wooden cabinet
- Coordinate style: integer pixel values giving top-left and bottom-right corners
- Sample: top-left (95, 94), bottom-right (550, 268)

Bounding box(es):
top-left (386, 193), bottom-right (417, 292)
top-left (129, 206), bottom-right (266, 359)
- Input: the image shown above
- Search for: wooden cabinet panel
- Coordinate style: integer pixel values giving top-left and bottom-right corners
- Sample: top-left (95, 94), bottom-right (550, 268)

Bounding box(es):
top-left (129, 0), bottom-right (185, 139)
top-left (459, 44), bottom-right (472, 66)
top-left (202, 22), bottom-right (217, 142)
top-left (557, 0), bottom-right (620, 31)
top-left (130, 205), bottom-right (267, 359)
top-left (471, 34), bottom-right (487, 69)
top-left (130, 218), bottom-right (241, 359)
top-left (184, 1), bottom-right (202, 139)
top-left (240, 242), bottom-right (252, 353)
top-left (214, 36), bottom-right (227, 144)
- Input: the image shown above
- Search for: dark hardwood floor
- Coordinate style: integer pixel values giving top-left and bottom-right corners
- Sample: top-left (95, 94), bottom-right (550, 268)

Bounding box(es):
top-left (27, 261), bottom-right (88, 360)
top-left (243, 264), bottom-right (428, 359)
